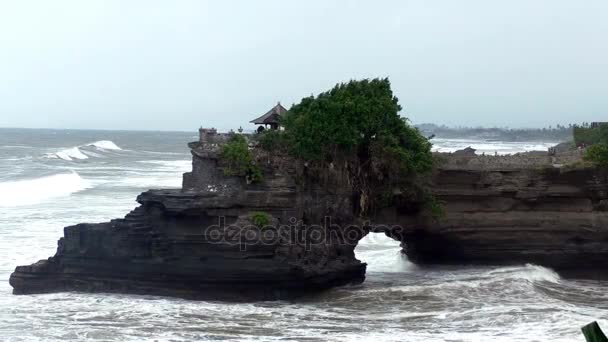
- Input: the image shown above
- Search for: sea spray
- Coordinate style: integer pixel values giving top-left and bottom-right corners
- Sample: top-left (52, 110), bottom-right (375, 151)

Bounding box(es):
top-left (0, 172), bottom-right (91, 207)
top-left (46, 140), bottom-right (123, 161)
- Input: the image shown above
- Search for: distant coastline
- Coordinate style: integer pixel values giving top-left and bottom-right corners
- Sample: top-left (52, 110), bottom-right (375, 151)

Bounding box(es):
top-left (0, 124), bottom-right (579, 141)
top-left (416, 123), bottom-right (573, 142)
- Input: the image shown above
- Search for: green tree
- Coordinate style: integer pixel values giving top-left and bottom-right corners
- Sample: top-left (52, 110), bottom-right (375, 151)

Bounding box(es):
top-left (220, 135), bottom-right (263, 183)
top-left (280, 78), bottom-right (435, 216)
top-left (283, 78), bottom-right (432, 173)
top-left (574, 124), bottom-right (608, 146)
top-left (258, 129), bottom-right (287, 152)
top-left (584, 144), bottom-right (608, 167)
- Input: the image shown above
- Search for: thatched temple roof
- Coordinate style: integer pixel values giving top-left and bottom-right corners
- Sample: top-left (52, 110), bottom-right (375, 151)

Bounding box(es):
top-left (250, 102), bottom-right (287, 125)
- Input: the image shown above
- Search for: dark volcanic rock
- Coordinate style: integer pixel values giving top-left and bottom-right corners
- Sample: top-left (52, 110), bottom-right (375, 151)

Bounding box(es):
top-left (400, 166), bottom-right (608, 271)
top-left (10, 142), bottom-right (366, 300)
top-left (9, 138), bottom-right (608, 300)
top-left (452, 146), bottom-right (477, 156)
top-left (10, 188), bottom-right (366, 300)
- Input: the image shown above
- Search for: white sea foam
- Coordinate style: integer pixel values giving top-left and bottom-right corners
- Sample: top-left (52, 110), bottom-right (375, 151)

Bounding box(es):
top-left (86, 140), bottom-right (122, 150)
top-left (137, 160), bottom-right (191, 169)
top-left (486, 263), bottom-right (561, 284)
top-left (355, 233), bottom-right (414, 273)
top-left (432, 138), bottom-right (559, 155)
top-left (0, 172), bottom-right (91, 207)
top-left (1, 136), bottom-right (603, 342)
top-left (55, 147), bottom-right (89, 161)
top-left (79, 150), bottom-right (104, 158)
top-left (0, 145), bottom-right (29, 149)
top-left (363, 263), bottom-right (561, 297)
top-left (116, 175), bottom-right (183, 188)
top-left (48, 140), bottom-right (122, 161)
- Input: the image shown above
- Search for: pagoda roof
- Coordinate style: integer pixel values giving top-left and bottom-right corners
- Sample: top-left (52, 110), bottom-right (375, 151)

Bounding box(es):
top-left (250, 102), bottom-right (288, 125)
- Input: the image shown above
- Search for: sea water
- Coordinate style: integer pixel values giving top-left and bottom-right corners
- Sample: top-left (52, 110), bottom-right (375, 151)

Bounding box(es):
top-left (0, 128), bottom-right (605, 341)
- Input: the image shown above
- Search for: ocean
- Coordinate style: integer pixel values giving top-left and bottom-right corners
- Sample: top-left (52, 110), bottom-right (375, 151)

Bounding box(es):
top-left (0, 128), bottom-right (605, 341)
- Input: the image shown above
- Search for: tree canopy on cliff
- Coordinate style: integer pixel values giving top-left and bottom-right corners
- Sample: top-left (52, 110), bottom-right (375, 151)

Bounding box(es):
top-left (574, 124), bottom-right (608, 147)
top-left (260, 78), bottom-right (436, 216)
top-left (584, 144), bottom-right (608, 167)
top-left (282, 78), bottom-right (433, 175)
top-left (220, 134), bottom-right (263, 183)
top-left (575, 123), bottom-right (608, 167)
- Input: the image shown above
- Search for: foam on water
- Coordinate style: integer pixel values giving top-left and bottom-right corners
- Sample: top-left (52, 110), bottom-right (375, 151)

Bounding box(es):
top-left (485, 263), bottom-right (561, 284)
top-left (0, 172), bottom-right (91, 207)
top-left (80, 149), bottom-right (104, 158)
top-left (432, 138), bottom-right (559, 155)
top-left (137, 160), bottom-right (192, 169)
top-left (361, 263), bottom-right (561, 297)
top-left (115, 175), bottom-right (183, 188)
top-left (55, 147), bottom-right (89, 161)
top-left (355, 233), bottom-right (413, 273)
top-left (87, 140), bottom-right (122, 150)
top-left (96, 161), bottom-right (192, 189)
top-left (0, 145), bottom-right (29, 149)
top-left (48, 140), bottom-right (123, 161)
top-left (0, 131), bottom-right (606, 341)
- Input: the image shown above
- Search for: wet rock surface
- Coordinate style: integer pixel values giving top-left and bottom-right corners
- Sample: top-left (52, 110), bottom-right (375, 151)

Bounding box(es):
top-left (402, 166), bottom-right (608, 271)
top-left (10, 142), bottom-right (366, 300)
top-left (9, 140), bottom-right (608, 299)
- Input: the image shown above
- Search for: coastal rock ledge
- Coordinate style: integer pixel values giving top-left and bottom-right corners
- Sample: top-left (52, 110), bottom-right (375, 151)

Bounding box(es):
top-left (10, 140), bottom-right (608, 300)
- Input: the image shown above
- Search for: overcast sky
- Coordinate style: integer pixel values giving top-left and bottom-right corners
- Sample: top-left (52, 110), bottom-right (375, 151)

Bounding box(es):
top-left (0, 0), bottom-right (606, 131)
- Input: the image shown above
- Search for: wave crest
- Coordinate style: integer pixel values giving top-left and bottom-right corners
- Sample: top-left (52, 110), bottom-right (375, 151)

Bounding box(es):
top-left (0, 172), bottom-right (91, 207)
top-left (86, 140), bottom-right (122, 150)
top-left (47, 140), bottom-right (122, 161)
top-left (55, 147), bottom-right (89, 161)
top-left (485, 264), bottom-right (560, 284)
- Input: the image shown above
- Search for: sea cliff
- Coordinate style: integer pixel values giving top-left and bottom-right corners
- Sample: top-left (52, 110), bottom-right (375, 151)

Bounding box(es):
top-left (404, 165), bottom-right (608, 269)
top-left (9, 136), bottom-right (608, 299)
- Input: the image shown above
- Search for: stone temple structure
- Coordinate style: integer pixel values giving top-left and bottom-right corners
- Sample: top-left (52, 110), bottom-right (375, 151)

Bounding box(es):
top-left (250, 102), bottom-right (288, 131)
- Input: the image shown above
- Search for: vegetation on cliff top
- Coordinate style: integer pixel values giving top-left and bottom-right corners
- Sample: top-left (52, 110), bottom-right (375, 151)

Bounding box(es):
top-left (220, 135), bottom-right (263, 183)
top-left (584, 144), bottom-right (608, 167)
top-left (260, 78), bottom-right (437, 217)
top-left (574, 124), bottom-right (608, 147)
top-left (282, 78), bottom-right (433, 174)
top-left (577, 124), bottom-right (608, 167)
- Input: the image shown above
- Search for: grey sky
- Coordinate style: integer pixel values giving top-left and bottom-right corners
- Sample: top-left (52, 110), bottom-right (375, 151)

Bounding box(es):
top-left (0, 0), bottom-right (606, 131)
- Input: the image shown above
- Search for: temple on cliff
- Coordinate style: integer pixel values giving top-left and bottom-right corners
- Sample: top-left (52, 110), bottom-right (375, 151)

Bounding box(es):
top-left (9, 126), bottom-right (608, 300)
top-left (250, 102), bottom-right (287, 131)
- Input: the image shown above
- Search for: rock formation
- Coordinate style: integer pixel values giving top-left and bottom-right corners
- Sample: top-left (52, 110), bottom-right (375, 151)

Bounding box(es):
top-left (10, 135), bottom-right (608, 299)
top-left (401, 166), bottom-right (608, 270)
top-left (10, 139), bottom-right (367, 300)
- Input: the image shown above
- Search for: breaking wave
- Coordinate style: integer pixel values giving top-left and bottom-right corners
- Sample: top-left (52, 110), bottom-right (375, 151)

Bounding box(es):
top-left (47, 140), bottom-right (123, 161)
top-left (0, 172), bottom-right (91, 207)
top-left (55, 147), bottom-right (89, 161)
top-left (363, 263), bottom-right (560, 297)
top-left (485, 263), bottom-right (560, 284)
top-left (87, 140), bottom-right (122, 150)
top-left (136, 160), bottom-right (191, 170)
top-left (432, 138), bottom-right (558, 155)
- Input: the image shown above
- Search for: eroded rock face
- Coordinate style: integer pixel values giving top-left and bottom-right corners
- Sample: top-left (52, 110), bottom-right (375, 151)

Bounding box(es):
top-left (10, 142), bottom-right (367, 300)
top-left (400, 167), bottom-right (608, 270)
top-left (9, 140), bottom-right (608, 299)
